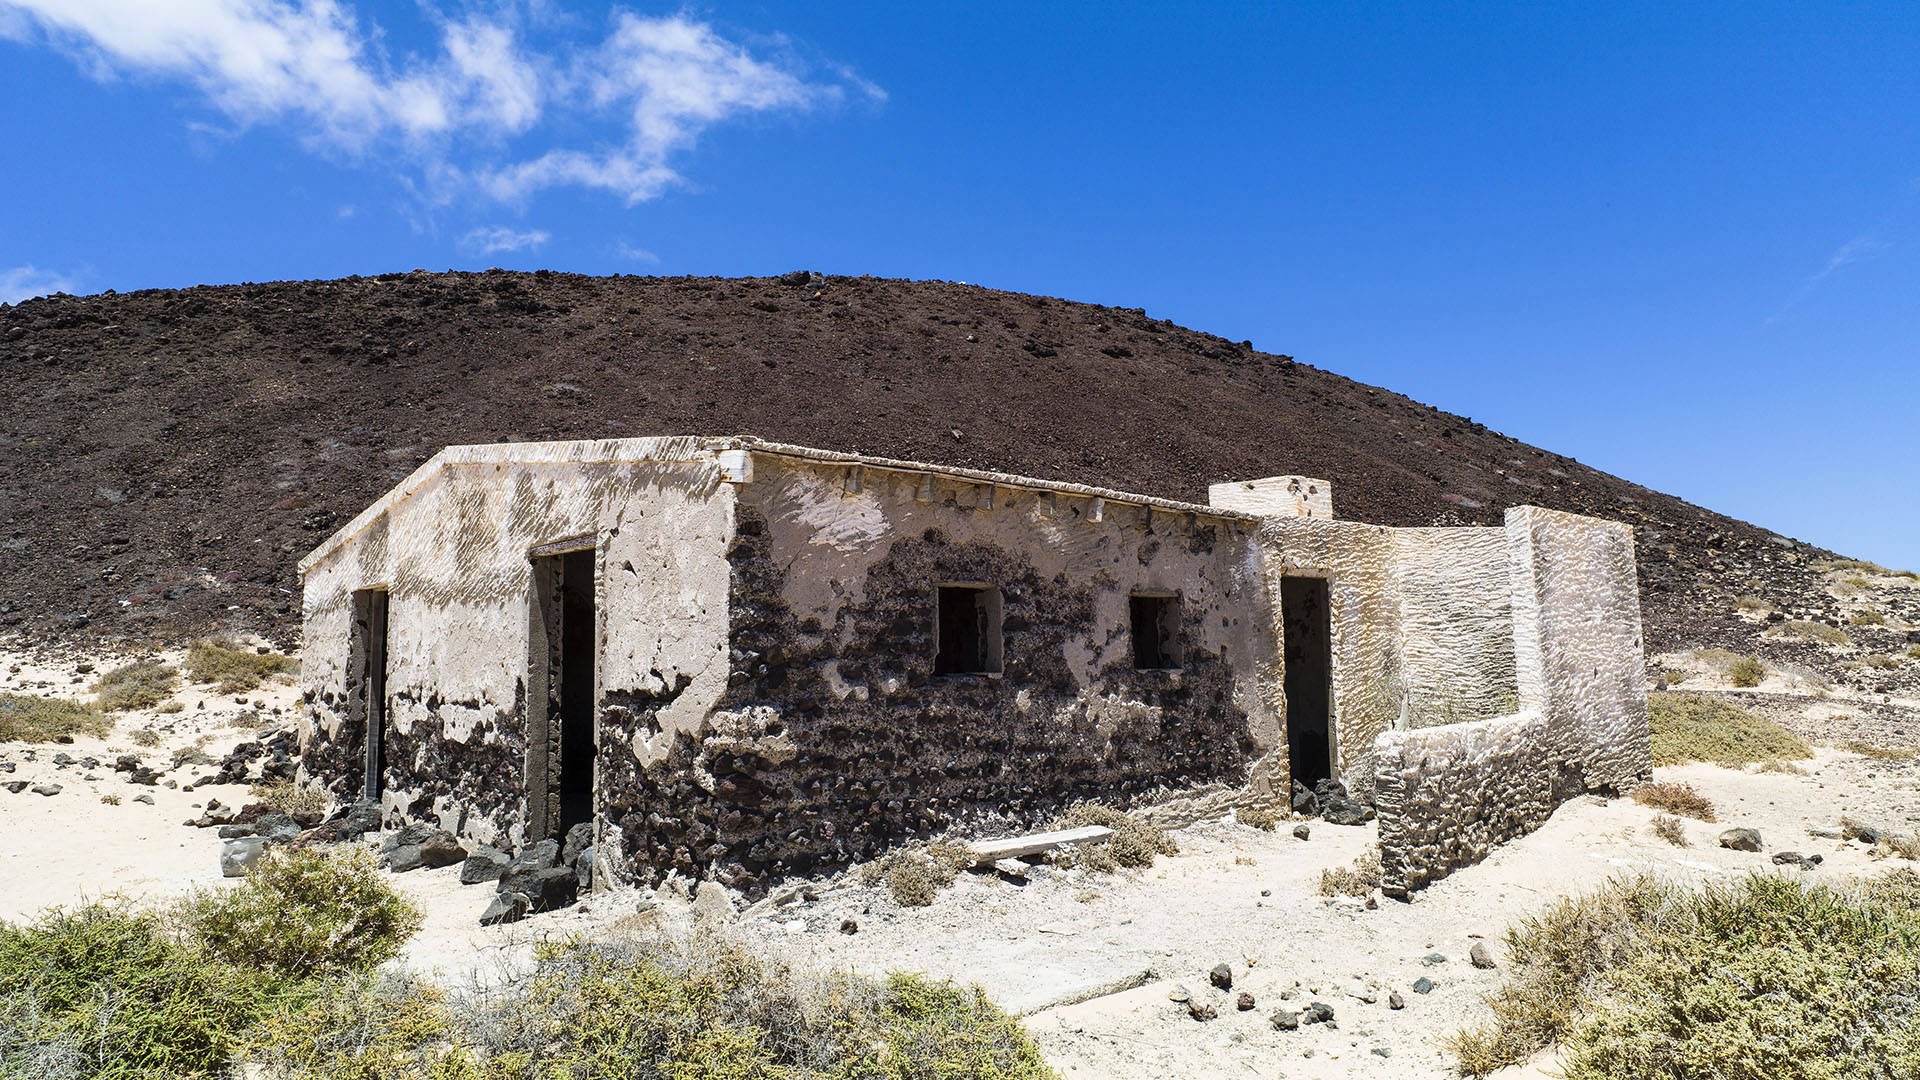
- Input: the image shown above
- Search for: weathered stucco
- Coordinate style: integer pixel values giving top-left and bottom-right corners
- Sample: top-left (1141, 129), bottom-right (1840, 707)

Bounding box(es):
top-left (298, 436), bottom-right (1649, 899)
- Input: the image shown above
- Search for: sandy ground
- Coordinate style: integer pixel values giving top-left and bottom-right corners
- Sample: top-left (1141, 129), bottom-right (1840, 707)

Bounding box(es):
top-left (7, 643), bottom-right (1920, 1077)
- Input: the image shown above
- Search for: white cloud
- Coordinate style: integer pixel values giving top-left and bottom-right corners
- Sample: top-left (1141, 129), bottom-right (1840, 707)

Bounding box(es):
top-left (0, 264), bottom-right (80, 303)
top-left (460, 225), bottom-right (550, 255)
top-left (614, 241), bottom-right (659, 264)
top-left (0, 1), bottom-right (872, 206)
top-left (1765, 231), bottom-right (1892, 326)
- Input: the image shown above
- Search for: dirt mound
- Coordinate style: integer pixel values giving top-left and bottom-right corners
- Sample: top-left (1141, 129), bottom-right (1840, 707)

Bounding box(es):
top-left (0, 269), bottom-right (1844, 668)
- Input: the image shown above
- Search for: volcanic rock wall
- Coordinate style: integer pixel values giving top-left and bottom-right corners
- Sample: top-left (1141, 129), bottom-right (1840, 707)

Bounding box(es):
top-left (1372, 709), bottom-right (1552, 897)
top-left (595, 454), bottom-right (1282, 892)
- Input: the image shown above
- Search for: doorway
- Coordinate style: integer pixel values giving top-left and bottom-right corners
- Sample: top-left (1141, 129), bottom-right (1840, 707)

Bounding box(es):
top-left (1281, 576), bottom-right (1333, 785)
top-left (529, 547), bottom-right (597, 840)
top-left (349, 588), bottom-right (388, 802)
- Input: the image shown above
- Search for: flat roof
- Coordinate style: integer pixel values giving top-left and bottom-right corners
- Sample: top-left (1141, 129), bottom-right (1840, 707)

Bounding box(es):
top-left (299, 435), bottom-right (1257, 574)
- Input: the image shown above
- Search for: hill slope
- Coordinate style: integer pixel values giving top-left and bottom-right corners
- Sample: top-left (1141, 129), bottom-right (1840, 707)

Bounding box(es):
top-left (0, 270), bottom-right (1901, 688)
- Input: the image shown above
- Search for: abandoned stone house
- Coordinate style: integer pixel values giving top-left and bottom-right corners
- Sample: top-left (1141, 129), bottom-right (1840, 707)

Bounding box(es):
top-left (298, 435), bottom-right (1650, 897)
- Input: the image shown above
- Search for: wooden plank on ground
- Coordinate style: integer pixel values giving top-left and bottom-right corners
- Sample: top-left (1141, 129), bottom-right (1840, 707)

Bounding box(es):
top-left (970, 825), bottom-right (1113, 863)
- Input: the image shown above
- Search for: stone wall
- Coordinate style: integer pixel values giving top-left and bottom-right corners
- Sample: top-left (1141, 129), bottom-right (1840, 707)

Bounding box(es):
top-left (1506, 505), bottom-right (1652, 799)
top-left (298, 439), bottom-right (733, 853)
top-left (593, 453), bottom-right (1281, 893)
top-left (1373, 709), bottom-right (1551, 897)
top-left (1390, 528), bottom-right (1519, 729)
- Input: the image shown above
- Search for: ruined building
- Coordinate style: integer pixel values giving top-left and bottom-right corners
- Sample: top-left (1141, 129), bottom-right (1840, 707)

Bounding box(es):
top-left (298, 436), bottom-right (1650, 897)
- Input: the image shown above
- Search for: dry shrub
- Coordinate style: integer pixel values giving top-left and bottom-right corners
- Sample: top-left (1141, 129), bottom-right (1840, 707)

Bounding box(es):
top-left (130, 726), bottom-right (162, 746)
top-left (0, 693), bottom-right (108, 743)
top-left (1880, 835), bottom-right (1920, 861)
top-left (1650, 816), bottom-right (1688, 847)
top-left (1055, 802), bottom-right (1177, 871)
top-left (1777, 620), bottom-right (1851, 646)
top-left (1318, 848), bottom-right (1383, 898)
top-left (1909, 646), bottom-right (1920, 660)
top-left (862, 841), bottom-right (976, 907)
top-left (1844, 741), bottom-right (1919, 761)
top-left (1631, 781), bottom-right (1715, 822)
top-left (100, 794), bottom-right (121, 806)
top-left (1727, 657), bottom-right (1765, 687)
top-left (1849, 610), bottom-right (1888, 626)
top-left (1658, 670), bottom-right (1689, 685)
top-left (1734, 594), bottom-right (1771, 612)
top-left (1648, 693), bottom-right (1811, 767)
top-left (1753, 759), bottom-right (1810, 776)
top-left (1447, 872), bottom-right (1920, 1078)
top-left (92, 660), bottom-right (178, 712)
top-left (185, 641), bottom-right (297, 693)
top-left (250, 779), bottom-right (331, 822)
top-left (1859, 654), bottom-right (1899, 670)
top-left (1237, 805), bottom-right (1280, 831)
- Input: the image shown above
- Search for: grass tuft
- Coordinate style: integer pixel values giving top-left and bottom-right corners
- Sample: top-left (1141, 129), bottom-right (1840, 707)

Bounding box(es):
top-left (1733, 594), bottom-right (1771, 613)
top-left (1447, 872), bottom-right (1920, 1079)
top-left (185, 642), bottom-right (297, 694)
top-left (1648, 693), bottom-right (1812, 767)
top-left (92, 660), bottom-right (178, 712)
top-left (1631, 781), bottom-right (1715, 821)
top-left (0, 693), bottom-right (109, 743)
top-left (1650, 816), bottom-right (1688, 847)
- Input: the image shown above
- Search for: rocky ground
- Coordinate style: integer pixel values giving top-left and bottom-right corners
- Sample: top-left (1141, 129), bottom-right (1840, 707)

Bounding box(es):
top-left (7, 641), bottom-right (1920, 1078)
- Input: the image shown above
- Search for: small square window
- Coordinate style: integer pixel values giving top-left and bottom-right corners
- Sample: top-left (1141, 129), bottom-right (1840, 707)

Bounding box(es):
top-left (935, 585), bottom-right (1002, 675)
top-left (1130, 593), bottom-right (1182, 670)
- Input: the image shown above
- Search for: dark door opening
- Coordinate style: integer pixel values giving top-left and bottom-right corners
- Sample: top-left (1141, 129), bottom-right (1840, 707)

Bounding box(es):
top-left (935, 585), bottom-right (1002, 675)
top-left (1281, 576), bottom-right (1333, 786)
top-left (530, 548), bottom-right (597, 840)
top-left (1129, 593), bottom-right (1183, 670)
top-left (349, 588), bottom-right (389, 802)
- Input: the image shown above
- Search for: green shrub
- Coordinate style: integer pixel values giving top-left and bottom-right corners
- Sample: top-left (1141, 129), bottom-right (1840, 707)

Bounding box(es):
top-left (91, 660), bottom-right (178, 712)
top-left (1777, 620), bottom-right (1851, 646)
top-left (242, 973), bottom-right (455, 1080)
top-left (183, 848), bottom-right (421, 979)
top-left (185, 642), bottom-right (297, 693)
top-left (1056, 802), bottom-right (1177, 870)
top-left (1448, 872), bottom-right (1920, 1078)
top-left (1647, 693), bottom-right (1812, 767)
top-left (0, 693), bottom-right (109, 743)
top-left (0, 902), bottom-right (289, 1078)
top-left (1727, 657), bottom-right (1765, 687)
top-left (1631, 781), bottom-right (1715, 821)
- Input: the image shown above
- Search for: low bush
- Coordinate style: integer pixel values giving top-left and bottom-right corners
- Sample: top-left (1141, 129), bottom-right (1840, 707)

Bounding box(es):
top-left (1238, 805), bottom-right (1279, 831)
top-left (246, 936), bottom-right (1055, 1080)
top-left (1859, 654), bottom-right (1899, 670)
top-left (1448, 871), bottom-right (1920, 1078)
top-left (1647, 693), bottom-right (1812, 767)
top-left (250, 778), bottom-right (332, 822)
top-left (1631, 781), bottom-right (1715, 821)
top-left (1909, 646), bottom-right (1920, 660)
top-left (91, 660), bottom-right (179, 712)
top-left (130, 726), bottom-right (163, 746)
top-left (0, 693), bottom-right (109, 743)
top-left (1056, 802), bottom-right (1177, 870)
top-left (183, 848), bottom-right (421, 978)
top-left (867, 842), bottom-right (977, 907)
top-left (1319, 848), bottom-right (1384, 897)
top-left (1850, 610), bottom-right (1888, 626)
top-left (1733, 594), bottom-right (1771, 612)
top-left (1650, 816), bottom-right (1688, 846)
top-left (1777, 620), bottom-right (1851, 646)
top-left (1726, 657), bottom-right (1765, 687)
top-left (185, 642), bottom-right (297, 693)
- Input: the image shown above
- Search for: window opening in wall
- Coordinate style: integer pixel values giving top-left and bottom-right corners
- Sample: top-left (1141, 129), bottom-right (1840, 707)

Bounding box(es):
top-left (1130, 593), bottom-right (1183, 670)
top-left (935, 585), bottom-right (1002, 675)
top-left (529, 547), bottom-right (598, 840)
top-left (1281, 576), bottom-right (1334, 785)
top-left (349, 588), bottom-right (389, 802)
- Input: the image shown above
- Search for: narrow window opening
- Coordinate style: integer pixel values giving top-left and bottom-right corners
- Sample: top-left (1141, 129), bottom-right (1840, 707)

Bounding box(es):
top-left (935, 585), bottom-right (1002, 675)
top-left (348, 588), bottom-right (389, 803)
top-left (1130, 593), bottom-right (1182, 669)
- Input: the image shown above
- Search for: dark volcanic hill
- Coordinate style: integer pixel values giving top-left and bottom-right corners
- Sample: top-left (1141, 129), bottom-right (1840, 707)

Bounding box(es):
top-left (0, 269), bottom-right (1882, 681)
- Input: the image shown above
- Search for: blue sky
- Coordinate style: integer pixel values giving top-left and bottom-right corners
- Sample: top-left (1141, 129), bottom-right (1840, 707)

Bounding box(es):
top-left (2, 2), bottom-right (1916, 569)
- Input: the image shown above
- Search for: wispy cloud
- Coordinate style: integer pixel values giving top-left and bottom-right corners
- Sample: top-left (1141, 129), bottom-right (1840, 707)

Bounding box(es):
top-left (0, 264), bottom-right (80, 303)
top-left (0, 2), bottom-right (876, 205)
top-left (614, 241), bottom-right (660, 264)
top-left (460, 225), bottom-right (550, 255)
top-left (1765, 231), bottom-right (1892, 326)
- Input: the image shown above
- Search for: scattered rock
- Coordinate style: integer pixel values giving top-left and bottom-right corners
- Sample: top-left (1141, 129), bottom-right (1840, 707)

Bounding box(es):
top-left (692, 879), bottom-right (738, 921)
top-left (1187, 1000), bottom-right (1217, 1022)
top-left (1422, 952), bottom-right (1447, 966)
top-left (1412, 977), bottom-right (1435, 994)
top-left (419, 830), bottom-right (468, 868)
top-left (1371, 1047), bottom-right (1392, 1058)
top-left (1, 781), bottom-right (25, 794)
top-left (1772, 851), bottom-right (1805, 865)
top-left (1293, 823), bottom-right (1311, 841)
top-left (1389, 991), bottom-right (1405, 1010)
top-left (480, 891), bottom-right (531, 926)
top-left (221, 836), bottom-right (269, 877)
top-left (1470, 941), bottom-right (1496, 969)
top-left (1304, 1002), bottom-right (1335, 1024)
top-left (1314, 778), bottom-right (1376, 825)
top-left (31, 783), bottom-right (60, 797)
top-left (526, 867), bottom-right (579, 911)
top-left (460, 846), bottom-right (511, 885)
top-left (560, 822), bottom-right (594, 868)
top-left (386, 845), bottom-right (425, 873)
top-left (839, 918), bottom-right (859, 935)
top-left (1235, 992), bottom-right (1255, 1011)
top-left (1719, 828), bottom-right (1763, 852)
top-left (1271, 1009), bottom-right (1301, 1030)
top-left (217, 823), bottom-right (255, 839)
top-left (1209, 963), bottom-right (1233, 990)
top-left (1167, 985), bottom-right (1191, 1003)
top-left (132, 793), bottom-right (154, 805)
